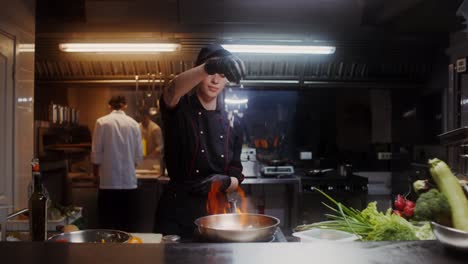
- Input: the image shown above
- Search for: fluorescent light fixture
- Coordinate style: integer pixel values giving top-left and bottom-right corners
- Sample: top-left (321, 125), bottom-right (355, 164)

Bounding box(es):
top-left (222, 44), bottom-right (335, 54)
top-left (227, 80), bottom-right (299, 85)
top-left (59, 43), bottom-right (180, 53)
top-left (227, 79), bottom-right (299, 86)
top-left (18, 44), bottom-right (35, 53)
top-left (241, 80), bottom-right (299, 84)
top-left (37, 79), bottom-right (166, 84)
top-left (225, 98), bottom-right (248, 104)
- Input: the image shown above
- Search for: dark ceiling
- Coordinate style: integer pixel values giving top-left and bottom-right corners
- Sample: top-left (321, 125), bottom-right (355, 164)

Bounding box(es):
top-left (34, 0), bottom-right (466, 86)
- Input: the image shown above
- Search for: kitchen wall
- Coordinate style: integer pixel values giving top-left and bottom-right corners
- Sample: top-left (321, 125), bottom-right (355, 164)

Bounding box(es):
top-left (67, 87), bottom-right (113, 132)
top-left (390, 51), bottom-right (448, 197)
top-left (35, 85), bottom-right (144, 132)
top-left (336, 89), bottom-right (371, 153)
top-left (0, 0), bottom-right (36, 209)
top-left (34, 86), bottom-right (68, 121)
top-left (67, 87), bottom-right (142, 132)
top-left (235, 87), bottom-right (398, 170)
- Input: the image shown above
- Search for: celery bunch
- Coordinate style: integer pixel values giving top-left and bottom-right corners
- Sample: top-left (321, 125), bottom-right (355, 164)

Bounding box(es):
top-left (428, 158), bottom-right (468, 231)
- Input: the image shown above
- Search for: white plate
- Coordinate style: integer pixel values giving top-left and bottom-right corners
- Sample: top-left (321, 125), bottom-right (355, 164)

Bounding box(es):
top-left (130, 233), bottom-right (162, 243)
top-left (293, 228), bottom-right (360, 243)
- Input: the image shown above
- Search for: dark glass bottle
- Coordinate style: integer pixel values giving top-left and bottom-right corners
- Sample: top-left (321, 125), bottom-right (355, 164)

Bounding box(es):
top-left (29, 159), bottom-right (48, 241)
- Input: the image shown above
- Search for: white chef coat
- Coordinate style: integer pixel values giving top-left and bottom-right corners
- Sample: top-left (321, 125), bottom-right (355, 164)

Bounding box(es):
top-left (91, 110), bottom-right (143, 189)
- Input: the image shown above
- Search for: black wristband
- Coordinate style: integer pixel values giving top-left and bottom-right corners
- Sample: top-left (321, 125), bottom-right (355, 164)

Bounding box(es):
top-left (221, 176), bottom-right (232, 191)
top-left (204, 60), bottom-right (218, 75)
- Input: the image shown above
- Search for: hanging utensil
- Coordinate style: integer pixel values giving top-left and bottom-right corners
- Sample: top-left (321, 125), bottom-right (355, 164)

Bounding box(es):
top-left (135, 75), bottom-right (145, 118)
top-left (152, 73), bottom-right (156, 94)
top-left (148, 73), bottom-right (158, 115)
top-left (156, 72), bottom-right (163, 109)
top-left (146, 73), bottom-right (152, 98)
top-left (135, 75), bottom-right (139, 106)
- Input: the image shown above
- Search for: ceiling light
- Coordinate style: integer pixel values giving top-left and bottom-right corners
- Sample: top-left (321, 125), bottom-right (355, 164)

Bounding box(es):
top-left (225, 98), bottom-right (248, 104)
top-left (222, 44), bottom-right (335, 54)
top-left (241, 80), bottom-right (299, 84)
top-left (227, 80), bottom-right (299, 86)
top-left (18, 44), bottom-right (35, 53)
top-left (59, 43), bottom-right (180, 53)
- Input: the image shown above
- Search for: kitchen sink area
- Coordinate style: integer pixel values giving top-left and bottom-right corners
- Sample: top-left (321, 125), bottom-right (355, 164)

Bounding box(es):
top-left (1, 207), bottom-right (83, 241)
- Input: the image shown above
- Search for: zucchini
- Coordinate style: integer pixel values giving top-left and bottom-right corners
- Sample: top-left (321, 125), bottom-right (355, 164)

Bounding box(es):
top-left (428, 158), bottom-right (468, 231)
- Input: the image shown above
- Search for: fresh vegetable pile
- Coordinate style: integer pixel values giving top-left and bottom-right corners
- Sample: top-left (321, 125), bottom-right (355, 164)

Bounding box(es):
top-left (392, 194), bottom-right (415, 219)
top-left (413, 189), bottom-right (451, 225)
top-left (294, 189), bottom-right (434, 241)
top-left (295, 157), bottom-right (468, 241)
top-left (426, 158), bottom-right (468, 231)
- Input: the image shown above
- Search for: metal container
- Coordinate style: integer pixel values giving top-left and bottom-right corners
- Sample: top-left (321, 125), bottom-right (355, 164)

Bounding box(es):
top-left (431, 222), bottom-right (468, 250)
top-left (58, 106), bottom-right (63, 124)
top-left (70, 108), bottom-right (75, 125)
top-left (63, 106), bottom-right (68, 125)
top-left (194, 213), bottom-right (280, 242)
top-left (48, 103), bottom-right (58, 124)
top-left (48, 229), bottom-right (132, 243)
top-left (75, 110), bottom-right (80, 124)
top-left (162, 235), bottom-right (180, 243)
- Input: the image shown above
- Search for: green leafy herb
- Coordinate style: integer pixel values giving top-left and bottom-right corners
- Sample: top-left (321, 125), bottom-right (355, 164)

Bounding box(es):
top-left (294, 188), bottom-right (434, 241)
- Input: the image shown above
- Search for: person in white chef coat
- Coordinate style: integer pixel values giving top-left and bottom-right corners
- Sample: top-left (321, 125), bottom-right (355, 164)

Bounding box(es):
top-left (91, 95), bottom-right (143, 231)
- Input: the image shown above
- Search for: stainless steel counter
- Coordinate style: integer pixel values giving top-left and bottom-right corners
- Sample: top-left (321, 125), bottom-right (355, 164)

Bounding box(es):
top-left (242, 176), bottom-right (301, 185)
top-left (1, 240), bottom-right (465, 264)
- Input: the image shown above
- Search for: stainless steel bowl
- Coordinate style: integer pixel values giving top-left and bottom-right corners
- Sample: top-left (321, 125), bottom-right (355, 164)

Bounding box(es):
top-left (431, 222), bottom-right (468, 250)
top-left (48, 229), bottom-right (132, 243)
top-left (194, 213), bottom-right (280, 242)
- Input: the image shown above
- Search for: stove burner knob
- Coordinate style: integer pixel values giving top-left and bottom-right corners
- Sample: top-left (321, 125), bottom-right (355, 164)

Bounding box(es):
top-left (328, 186), bottom-right (333, 191)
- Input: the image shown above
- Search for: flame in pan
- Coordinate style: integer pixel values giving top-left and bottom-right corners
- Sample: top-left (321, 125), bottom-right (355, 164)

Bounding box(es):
top-left (206, 181), bottom-right (248, 220)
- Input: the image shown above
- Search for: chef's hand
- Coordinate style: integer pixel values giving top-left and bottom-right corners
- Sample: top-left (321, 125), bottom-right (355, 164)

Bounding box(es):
top-left (204, 56), bottom-right (246, 84)
top-left (191, 174), bottom-right (232, 195)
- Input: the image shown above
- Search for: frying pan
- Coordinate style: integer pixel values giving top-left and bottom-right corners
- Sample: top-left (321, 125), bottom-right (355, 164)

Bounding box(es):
top-left (48, 229), bottom-right (132, 243)
top-left (194, 213), bottom-right (280, 242)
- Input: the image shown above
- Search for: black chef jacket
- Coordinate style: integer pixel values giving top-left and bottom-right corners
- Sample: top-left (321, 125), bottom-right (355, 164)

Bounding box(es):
top-left (154, 92), bottom-right (244, 237)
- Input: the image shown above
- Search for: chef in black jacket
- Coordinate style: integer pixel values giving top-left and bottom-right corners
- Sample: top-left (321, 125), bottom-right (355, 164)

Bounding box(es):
top-left (154, 44), bottom-right (246, 238)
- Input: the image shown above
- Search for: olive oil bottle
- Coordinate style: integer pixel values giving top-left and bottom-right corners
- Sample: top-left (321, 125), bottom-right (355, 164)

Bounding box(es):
top-left (29, 159), bottom-right (48, 241)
